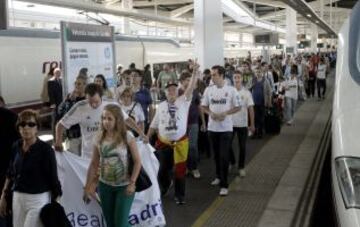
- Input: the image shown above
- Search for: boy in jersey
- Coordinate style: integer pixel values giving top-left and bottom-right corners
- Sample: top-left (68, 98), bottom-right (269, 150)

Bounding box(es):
top-left (54, 83), bottom-right (146, 159)
top-left (147, 62), bottom-right (199, 205)
top-left (230, 71), bottom-right (255, 177)
top-left (201, 65), bottom-right (241, 196)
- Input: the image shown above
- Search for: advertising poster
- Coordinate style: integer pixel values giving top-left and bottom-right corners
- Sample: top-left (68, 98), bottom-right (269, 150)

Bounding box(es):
top-left (61, 22), bottom-right (116, 95)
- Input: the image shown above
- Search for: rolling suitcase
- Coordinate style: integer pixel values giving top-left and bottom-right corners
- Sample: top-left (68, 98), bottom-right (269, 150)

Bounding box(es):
top-left (265, 107), bottom-right (281, 134)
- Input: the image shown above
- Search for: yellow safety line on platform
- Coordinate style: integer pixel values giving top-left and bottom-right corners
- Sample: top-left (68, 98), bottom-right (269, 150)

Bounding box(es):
top-left (191, 197), bottom-right (224, 227)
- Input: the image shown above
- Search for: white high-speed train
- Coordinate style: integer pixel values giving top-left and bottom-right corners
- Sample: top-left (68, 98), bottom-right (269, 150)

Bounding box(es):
top-left (0, 28), bottom-right (280, 110)
top-left (332, 1), bottom-right (360, 226)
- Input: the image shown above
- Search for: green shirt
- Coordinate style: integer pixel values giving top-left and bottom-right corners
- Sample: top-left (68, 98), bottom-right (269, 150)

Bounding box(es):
top-left (158, 71), bottom-right (177, 90)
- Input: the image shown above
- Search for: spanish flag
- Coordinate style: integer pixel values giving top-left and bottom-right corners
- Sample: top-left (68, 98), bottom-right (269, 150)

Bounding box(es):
top-left (155, 136), bottom-right (189, 179)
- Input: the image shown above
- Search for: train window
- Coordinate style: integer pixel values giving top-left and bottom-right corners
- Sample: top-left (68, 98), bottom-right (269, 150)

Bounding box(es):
top-left (348, 1), bottom-right (360, 85)
top-left (335, 157), bottom-right (360, 209)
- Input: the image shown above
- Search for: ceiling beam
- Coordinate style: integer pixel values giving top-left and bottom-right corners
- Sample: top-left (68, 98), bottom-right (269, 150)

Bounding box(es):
top-left (103, 0), bottom-right (120, 6)
top-left (170, 3), bottom-right (193, 18)
top-left (15, 0), bottom-right (191, 25)
top-left (259, 0), bottom-right (348, 20)
top-left (222, 0), bottom-right (285, 33)
top-left (277, 0), bottom-right (336, 36)
top-left (133, 0), bottom-right (193, 7)
top-left (240, 0), bottom-right (286, 8)
top-left (308, 0), bottom-right (341, 9)
top-left (223, 17), bottom-right (234, 23)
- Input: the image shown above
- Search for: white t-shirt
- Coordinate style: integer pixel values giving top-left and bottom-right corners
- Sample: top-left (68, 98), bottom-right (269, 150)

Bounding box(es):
top-left (150, 95), bottom-right (191, 141)
top-left (60, 100), bottom-right (129, 160)
top-left (232, 87), bottom-right (254, 128)
top-left (201, 85), bottom-right (241, 132)
top-left (317, 64), bottom-right (327, 79)
top-left (283, 77), bottom-right (298, 100)
top-left (121, 102), bottom-right (145, 124)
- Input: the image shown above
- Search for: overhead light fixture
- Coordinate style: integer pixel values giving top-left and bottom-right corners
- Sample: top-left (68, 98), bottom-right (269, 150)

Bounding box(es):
top-left (307, 14), bottom-right (312, 17)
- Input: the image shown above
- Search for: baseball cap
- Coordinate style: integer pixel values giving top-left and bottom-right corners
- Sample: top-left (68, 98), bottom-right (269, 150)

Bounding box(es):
top-left (165, 80), bottom-right (178, 88)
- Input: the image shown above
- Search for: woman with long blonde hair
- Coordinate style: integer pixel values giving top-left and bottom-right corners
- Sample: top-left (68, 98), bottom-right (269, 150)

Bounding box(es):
top-left (83, 104), bottom-right (141, 227)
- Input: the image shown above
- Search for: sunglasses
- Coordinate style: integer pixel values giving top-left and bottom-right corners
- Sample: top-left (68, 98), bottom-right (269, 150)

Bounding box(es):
top-left (18, 122), bottom-right (37, 128)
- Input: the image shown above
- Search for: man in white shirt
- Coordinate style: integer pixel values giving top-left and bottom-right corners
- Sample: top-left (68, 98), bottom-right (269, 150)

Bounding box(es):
top-left (296, 57), bottom-right (307, 101)
top-left (316, 58), bottom-right (327, 100)
top-left (54, 83), bottom-right (146, 159)
top-left (147, 63), bottom-right (199, 205)
top-left (282, 66), bottom-right (298, 125)
top-left (229, 71), bottom-right (255, 178)
top-left (201, 65), bottom-right (241, 196)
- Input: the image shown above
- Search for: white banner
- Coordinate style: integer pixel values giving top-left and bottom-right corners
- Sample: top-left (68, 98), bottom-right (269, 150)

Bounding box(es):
top-left (56, 142), bottom-right (166, 227)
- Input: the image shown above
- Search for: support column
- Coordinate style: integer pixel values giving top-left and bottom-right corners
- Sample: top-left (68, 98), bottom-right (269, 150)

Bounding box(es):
top-left (0, 0), bottom-right (7, 30)
top-left (122, 0), bottom-right (133, 34)
top-left (329, 0), bottom-right (333, 27)
top-left (320, 0), bottom-right (324, 19)
top-left (285, 7), bottom-right (297, 55)
top-left (239, 32), bottom-right (243, 48)
top-left (194, 0), bottom-right (224, 70)
top-left (310, 23), bottom-right (318, 53)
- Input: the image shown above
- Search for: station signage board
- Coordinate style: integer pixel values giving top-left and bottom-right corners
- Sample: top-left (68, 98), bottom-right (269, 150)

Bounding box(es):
top-left (254, 33), bottom-right (279, 45)
top-left (61, 21), bottom-right (116, 95)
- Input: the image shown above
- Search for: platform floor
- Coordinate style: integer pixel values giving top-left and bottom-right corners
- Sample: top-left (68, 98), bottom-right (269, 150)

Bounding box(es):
top-left (163, 73), bottom-right (334, 227)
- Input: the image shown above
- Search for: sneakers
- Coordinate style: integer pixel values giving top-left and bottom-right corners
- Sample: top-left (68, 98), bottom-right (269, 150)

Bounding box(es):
top-left (175, 197), bottom-right (186, 205)
top-left (192, 169), bottom-right (201, 179)
top-left (211, 178), bottom-right (220, 186)
top-left (286, 119), bottom-right (293, 126)
top-left (219, 188), bottom-right (228, 196)
top-left (239, 169), bottom-right (246, 178)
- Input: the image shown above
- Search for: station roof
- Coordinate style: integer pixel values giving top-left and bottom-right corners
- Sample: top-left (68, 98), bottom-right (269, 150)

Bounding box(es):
top-left (13, 0), bottom-right (358, 36)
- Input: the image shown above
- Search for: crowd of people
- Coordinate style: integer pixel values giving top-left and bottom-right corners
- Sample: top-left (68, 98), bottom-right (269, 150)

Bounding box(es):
top-left (0, 50), bottom-right (336, 227)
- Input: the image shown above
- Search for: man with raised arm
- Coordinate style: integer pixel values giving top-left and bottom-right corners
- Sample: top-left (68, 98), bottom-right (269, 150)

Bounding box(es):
top-left (147, 61), bottom-right (199, 205)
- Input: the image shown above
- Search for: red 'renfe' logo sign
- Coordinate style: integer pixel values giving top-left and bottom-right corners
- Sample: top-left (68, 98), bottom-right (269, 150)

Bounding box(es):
top-left (42, 61), bottom-right (62, 74)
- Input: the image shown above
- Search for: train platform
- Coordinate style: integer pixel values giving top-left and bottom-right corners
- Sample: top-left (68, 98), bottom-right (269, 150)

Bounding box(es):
top-left (162, 72), bottom-right (334, 227)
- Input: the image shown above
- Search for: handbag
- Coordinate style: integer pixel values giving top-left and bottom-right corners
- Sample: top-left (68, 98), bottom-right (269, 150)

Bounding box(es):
top-left (127, 144), bottom-right (152, 192)
top-left (40, 200), bottom-right (72, 227)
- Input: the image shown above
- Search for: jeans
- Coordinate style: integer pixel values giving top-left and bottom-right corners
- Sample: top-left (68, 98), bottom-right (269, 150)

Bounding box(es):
top-left (208, 131), bottom-right (233, 188)
top-left (297, 79), bottom-right (306, 100)
top-left (0, 218), bottom-right (5, 227)
top-left (317, 79), bottom-right (326, 98)
top-left (98, 182), bottom-right (134, 227)
top-left (187, 124), bottom-right (199, 170)
top-left (13, 191), bottom-right (51, 227)
top-left (229, 127), bottom-right (248, 169)
top-left (254, 105), bottom-right (265, 136)
top-left (285, 97), bottom-right (297, 122)
top-left (156, 147), bottom-right (186, 199)
top-left (308, 79), bottom-right (316, 97)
